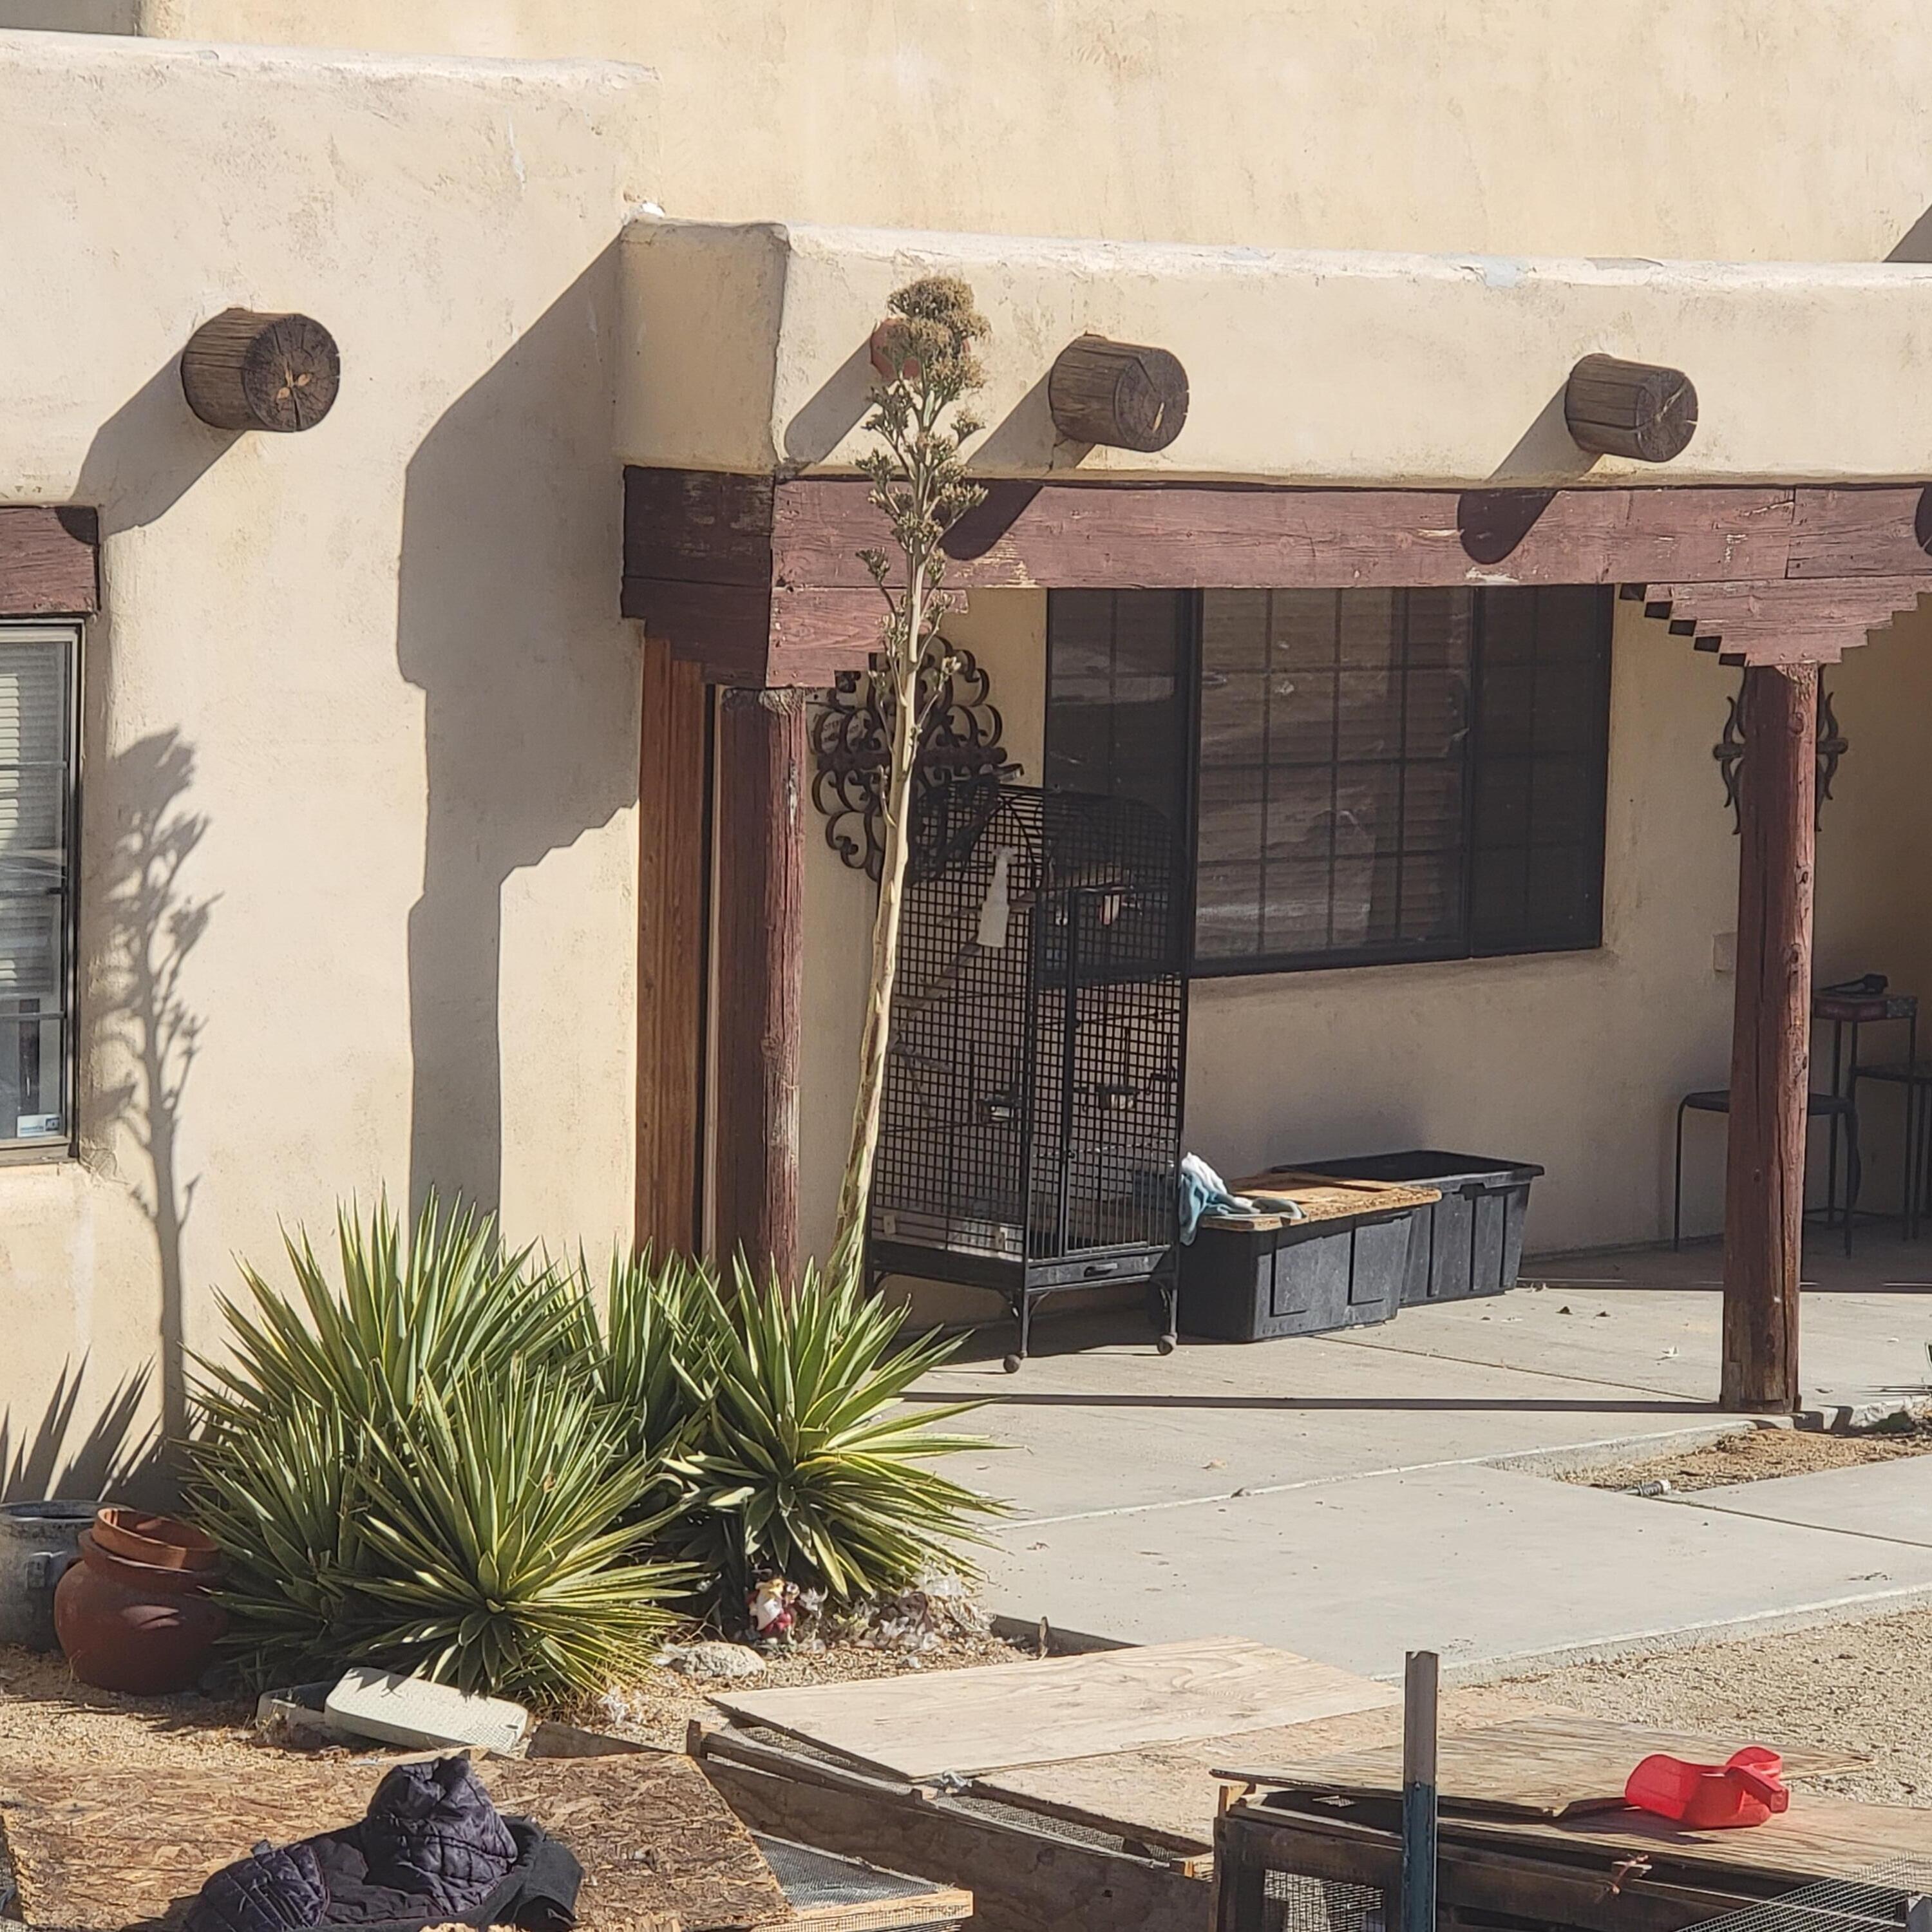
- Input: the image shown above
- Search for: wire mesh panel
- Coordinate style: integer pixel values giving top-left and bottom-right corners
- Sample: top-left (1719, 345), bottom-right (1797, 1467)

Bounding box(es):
top-left (871, 781), bottom-right (1185, 1355)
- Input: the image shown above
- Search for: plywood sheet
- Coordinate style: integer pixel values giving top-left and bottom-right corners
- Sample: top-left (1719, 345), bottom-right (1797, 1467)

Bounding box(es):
top-left (1, 1752), bottom-right (788, 1932)
top-left (972, 1685), bottom-right (1562, 1853)
top-left (491, 1754), bottom-right (791, 1931)
top-left (712, 1638), bottom-right (1397, 1781)
top-left (1217, 1714), bottom-right (1871, 1819)
top-left (0, 1757), bottom-right (377, 1932)
top-left (1442, 1794), bottom-right (1932, 1887)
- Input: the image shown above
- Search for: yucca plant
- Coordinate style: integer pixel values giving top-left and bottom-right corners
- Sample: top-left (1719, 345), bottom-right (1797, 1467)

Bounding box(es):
top-left (350, 1363), bottom-right (688, 1697)
top-left (676, 1262), bottom-right (1001, 1604)
top-left (196, 1193), bottom-right (580, 1437)
top-left (189, 1397), bottom-right (375, 1678)
top-left (575, 1247), bottom-right (724, 1470)
top-left (189, 1195), bottom-right (687, 1698)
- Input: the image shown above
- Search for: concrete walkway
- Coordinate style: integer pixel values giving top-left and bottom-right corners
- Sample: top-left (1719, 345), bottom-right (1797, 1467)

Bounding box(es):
top-left (914, 1238), bottom-right (1932, 1678)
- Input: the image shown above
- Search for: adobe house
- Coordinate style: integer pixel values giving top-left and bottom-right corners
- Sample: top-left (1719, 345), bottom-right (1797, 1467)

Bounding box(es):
top-left (2, 9), bottom-right (1931, 1481)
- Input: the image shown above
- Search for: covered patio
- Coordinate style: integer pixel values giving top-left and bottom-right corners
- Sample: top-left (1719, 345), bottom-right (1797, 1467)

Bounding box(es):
top-left (911, 1234), bottom-right (1932, 1675)
top-left (618, 218), bottom-right (1932, 1414)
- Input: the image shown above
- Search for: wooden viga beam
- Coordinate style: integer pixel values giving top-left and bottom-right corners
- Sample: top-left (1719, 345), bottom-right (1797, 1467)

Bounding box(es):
top-left (1630, 577), bottom-right (1931, 664)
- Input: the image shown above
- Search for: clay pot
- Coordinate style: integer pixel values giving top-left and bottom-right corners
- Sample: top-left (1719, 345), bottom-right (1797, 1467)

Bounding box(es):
top-left (53, 1531), bottom-right (227, 1694)
top-left (92, 1507), bottom-right (221, 1574)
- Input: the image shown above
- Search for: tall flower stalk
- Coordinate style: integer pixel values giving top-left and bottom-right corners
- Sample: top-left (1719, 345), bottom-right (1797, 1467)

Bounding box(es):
top-left (828, 277), bottom-right (989, 1285)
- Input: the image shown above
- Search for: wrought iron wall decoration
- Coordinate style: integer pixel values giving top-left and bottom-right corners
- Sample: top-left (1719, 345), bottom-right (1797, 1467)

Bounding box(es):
top-left (1714, 672), bottom-right (1847, 831)
top-left (811, 641), bottom-right (1019, 880)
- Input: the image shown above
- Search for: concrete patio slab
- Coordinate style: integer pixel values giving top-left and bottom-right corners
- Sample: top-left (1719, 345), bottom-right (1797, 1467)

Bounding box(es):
top-left (918, 1238), bottom-right (1932, 1672)
top-left (977, 1462), bottom-right (1932, 1679)
top-left (1675, 1455), bottom-right (1932, 1548)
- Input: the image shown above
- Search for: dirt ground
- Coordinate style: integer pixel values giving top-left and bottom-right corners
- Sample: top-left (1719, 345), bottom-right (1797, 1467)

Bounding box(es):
top-left (1505, 1602), bottom-right (1932, 1806)
top-left (0, 1625), bottom-right (1032, 1776)
top-left (7, 1605), bottom-right (1932, 1810)
top-left (1562, 1416), bottom-right (1932, 1493)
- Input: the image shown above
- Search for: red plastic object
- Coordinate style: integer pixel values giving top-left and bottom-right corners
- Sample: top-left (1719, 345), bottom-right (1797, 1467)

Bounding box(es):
top-left (1625, 1748), bottom-right (1789, 1829)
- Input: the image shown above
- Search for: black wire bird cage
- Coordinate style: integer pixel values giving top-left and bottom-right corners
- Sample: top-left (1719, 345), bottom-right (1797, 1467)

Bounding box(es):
top-left (869, 780), bottom-right (1188, 1369)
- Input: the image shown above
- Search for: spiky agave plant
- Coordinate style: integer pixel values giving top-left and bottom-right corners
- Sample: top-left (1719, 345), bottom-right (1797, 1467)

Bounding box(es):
top-left (576, 1247), bottom-right (724, 1471)
top-left (676, 1262), bottom-right (1002, 1605)
top-left (350, 1362), bottom-right (689, 1698)
top-left (189, 1194), bottom-right (687, 1696)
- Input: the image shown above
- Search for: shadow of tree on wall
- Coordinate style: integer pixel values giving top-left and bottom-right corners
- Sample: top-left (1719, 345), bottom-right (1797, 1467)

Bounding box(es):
top-left (88, 730), bottom-right (214, 1456)
top-left (397, 245), bottom-right (639, 1215)
top-left (1, 1358), bottom-right (156, 1505)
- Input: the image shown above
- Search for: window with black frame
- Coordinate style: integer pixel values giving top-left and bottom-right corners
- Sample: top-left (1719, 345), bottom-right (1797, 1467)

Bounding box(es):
top-left (1044, 585), bottom-right (1612, 976)
top-left (0, 623), bottom-right (79, 1153)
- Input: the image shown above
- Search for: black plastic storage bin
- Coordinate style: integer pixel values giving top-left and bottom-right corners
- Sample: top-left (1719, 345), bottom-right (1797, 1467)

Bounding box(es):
top-left (1179, 1200), bottom-right (1416, 1341)
top-left (1289, 1151), bottom-right (1544, 1305)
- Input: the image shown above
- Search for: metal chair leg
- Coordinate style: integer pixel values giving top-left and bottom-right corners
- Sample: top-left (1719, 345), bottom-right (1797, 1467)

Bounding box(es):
top-left (1673, 1101), bottom-right (1689, 1251)
top-left (1843, 1104), bottom-right (1862, 1258)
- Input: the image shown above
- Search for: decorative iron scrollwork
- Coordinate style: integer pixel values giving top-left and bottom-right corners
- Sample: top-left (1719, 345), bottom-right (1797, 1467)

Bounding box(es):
top-left (1715, 673), bottom-right (1847, 831)
top-left (811, 642), bottom-right (1019, 880)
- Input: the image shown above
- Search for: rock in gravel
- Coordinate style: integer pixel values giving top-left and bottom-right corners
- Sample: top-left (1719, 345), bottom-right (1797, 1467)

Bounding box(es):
top-left (658, 1641), bottom-right (768, 1683)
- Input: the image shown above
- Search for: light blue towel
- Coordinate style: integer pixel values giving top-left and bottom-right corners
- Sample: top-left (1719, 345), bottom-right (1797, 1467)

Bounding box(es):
top-left (1179, 1153), bottom-right (1308, 1244)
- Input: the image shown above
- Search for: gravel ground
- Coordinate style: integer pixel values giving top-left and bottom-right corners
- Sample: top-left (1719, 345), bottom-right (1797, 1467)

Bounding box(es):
top-left (0, 1624), bottom-right (1033, 1775)
top-left (1562, 1416), bottom-right (1932, 1493)
top-left (1503, 1602), bottom-right (1932, 1806)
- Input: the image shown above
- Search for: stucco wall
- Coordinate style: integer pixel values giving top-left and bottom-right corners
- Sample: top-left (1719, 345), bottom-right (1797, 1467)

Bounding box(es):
top-left (32, 0), bottom-right (1932, 265)
top-left (0, 30), bottom-right (655, 1494)
top-left (623, 220), bottom-right (1932, 486)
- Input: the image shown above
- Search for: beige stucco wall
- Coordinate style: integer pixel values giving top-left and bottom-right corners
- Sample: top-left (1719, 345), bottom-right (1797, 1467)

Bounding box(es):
top-left (0, 30), bottom-right (656, 1494)
top-left (35, 0), bottom-right (1932, 266)
top-left (623, 220), bottom-right (1932, 486)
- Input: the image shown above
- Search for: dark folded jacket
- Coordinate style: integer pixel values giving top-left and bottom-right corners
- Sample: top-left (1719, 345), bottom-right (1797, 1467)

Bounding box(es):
top-left (184, 1756), bottom-right (580, 1932)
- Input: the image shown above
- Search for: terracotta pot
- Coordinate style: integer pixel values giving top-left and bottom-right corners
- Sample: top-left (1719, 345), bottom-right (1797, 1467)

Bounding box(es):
top-left (53, 1531), bottom-right (227, 1694)
top-left (92, 1507), bottom-right (221, 1573)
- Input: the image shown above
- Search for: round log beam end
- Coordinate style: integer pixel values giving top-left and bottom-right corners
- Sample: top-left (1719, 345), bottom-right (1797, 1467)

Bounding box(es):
top-left (181, 308), bottom-right (340, 433)
top-left (1564, 353), bottom-right (1697, 463)
top-left (1048, 334), bottom-right (1189, 453)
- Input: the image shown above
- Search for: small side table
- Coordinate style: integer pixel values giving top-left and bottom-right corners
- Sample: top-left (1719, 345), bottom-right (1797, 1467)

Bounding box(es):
top-left (1814, 990), bottom-right (1918, 1236)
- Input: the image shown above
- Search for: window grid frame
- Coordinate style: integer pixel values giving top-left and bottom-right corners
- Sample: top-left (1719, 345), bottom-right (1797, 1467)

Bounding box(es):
top-left (1189, 585), bottom-right (1610, 978)
top-left (0, 619), bottom-right (82, 1162)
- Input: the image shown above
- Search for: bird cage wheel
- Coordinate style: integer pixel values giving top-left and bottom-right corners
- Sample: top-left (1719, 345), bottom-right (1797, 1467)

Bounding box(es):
top-left (1001, 1353), bottom-right (1023, 1375)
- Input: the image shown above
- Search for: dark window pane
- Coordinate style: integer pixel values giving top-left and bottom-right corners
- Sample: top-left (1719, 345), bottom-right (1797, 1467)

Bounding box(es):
top-left (1044, 590), bottom-right (1190, 838)
top-left (1046, 581), bottom-right (1609, 978)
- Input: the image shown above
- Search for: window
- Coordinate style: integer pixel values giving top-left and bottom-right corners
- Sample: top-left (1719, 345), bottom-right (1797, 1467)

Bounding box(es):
top-left (0, 624), bottom-right (79, 1152)
top-left (1044, 586), bottom-right (1611, 976)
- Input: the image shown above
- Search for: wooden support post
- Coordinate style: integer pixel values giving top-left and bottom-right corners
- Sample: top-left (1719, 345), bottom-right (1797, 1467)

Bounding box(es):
top-left (714, 686), bottom-right (806, 1287)
top-left (1401, 1651), bottom-right (1439, 1932)
top-left (636, 636), bottom-right (712, 1256)
top-left (1722, 662), bottom-right (1819, 1414)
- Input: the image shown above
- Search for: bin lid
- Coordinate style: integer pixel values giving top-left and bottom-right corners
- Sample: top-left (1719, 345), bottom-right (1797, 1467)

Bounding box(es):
top-left (1289, 1150), bottom-right (1546, 1186)
top-left (1200, 1172), bottom-right (1441, 1231)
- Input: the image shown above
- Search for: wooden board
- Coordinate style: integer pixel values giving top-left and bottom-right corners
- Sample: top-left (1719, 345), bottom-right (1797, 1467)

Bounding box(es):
top-left (972, 1685), bottom-right (1564, 1855)
top-left (1441, 1794), bottom-right (1932, 1888)
top-left (636, 632), bottom-right (712, 1255)
top-left (623, 470), bottom-right (1932, 688)
top-left (1217, 1713), bottom-right (1870, 1820)
top-left (0, 505), bottom-right (98, 617)
top-left (0, 1752), bottom-right (790, 1932)
top-left (491, 1754), bottom-right (792, 1930)
top-left (711, 1638), bottom-right (1398, 1781)
top-left (1201, 1173), bottom-right (1440, 1231)
top-left (0, 1757), bottom-right (379, 1932)
top-left (702, 1752), bottom-right (1206, 1932)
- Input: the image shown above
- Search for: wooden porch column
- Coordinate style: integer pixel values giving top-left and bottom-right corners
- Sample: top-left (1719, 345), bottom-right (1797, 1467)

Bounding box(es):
top-left (636, 636), bottom-right (712, 1255)
top-left (1721, 662), bottom-right (1819, 1414)
top-left (714, 686), bottom-right (807, 1285)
